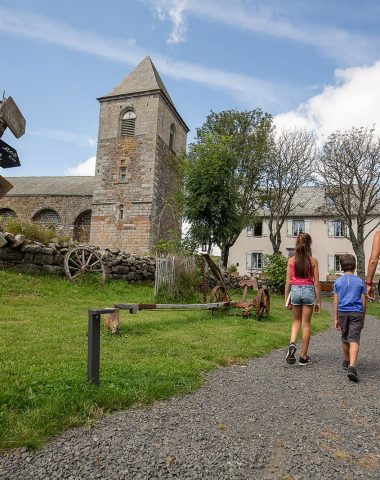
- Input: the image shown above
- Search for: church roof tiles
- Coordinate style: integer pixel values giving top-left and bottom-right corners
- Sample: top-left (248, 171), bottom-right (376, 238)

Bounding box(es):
top-left (5, 176), bottom-right (95, 196)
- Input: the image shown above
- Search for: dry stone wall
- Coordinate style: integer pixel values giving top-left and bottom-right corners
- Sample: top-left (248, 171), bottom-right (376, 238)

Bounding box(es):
top-left (0, 232), bottom-right (155, 283)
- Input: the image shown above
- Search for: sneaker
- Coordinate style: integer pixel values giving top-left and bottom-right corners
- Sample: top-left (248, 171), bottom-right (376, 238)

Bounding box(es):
top-left (343, 360), bottom-right (349, 370)
top-left (347, 366), bottom-right (359, 382)
top-left (299, 355), bottom-right (312, 366)
top-left (286, 343), bottom-right (297, 364)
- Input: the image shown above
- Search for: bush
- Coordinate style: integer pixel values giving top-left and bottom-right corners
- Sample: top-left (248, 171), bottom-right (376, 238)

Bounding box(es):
top-left (1, 217), bottom-right (58, 245)
top-left (263, 254), bottom-right (288, 293)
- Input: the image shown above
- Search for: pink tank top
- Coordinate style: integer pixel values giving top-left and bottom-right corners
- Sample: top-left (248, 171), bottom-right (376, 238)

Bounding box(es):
top-left (291, 257), bottom-right (314, 286)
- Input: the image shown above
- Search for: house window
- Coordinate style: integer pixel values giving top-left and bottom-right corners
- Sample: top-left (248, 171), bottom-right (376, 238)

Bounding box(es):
top-left (328, 253), bottom-right (348, 274)
top-left (328, 220), bottom-right (347, 238)
top-left (121, 110), bottom-right (136, 137)
top-left (119, 166), bottom-right (127, 182)
top-left (119, 204), bottom-right (124, 221)
top-left (246, 252), bottom-right (263, 272)
top-left (287, 219), bottom-right (310, 237)
top-left (293, 220), bottom-right (305, 236)
top-left (169, 123), bottom-right (175, 150)
top-left (247, 222), bottom-right (263, 237)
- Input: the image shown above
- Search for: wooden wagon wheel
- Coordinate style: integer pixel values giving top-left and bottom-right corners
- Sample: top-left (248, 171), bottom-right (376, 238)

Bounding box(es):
top-left (255, 288), bottom-right (270, 320)
top-left (210, 285), bottom-right (229, 302)
top-left (64, 247), bottom-right (106, 283)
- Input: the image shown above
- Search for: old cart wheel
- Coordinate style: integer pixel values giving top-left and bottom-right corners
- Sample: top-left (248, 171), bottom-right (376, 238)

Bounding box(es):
top-left (64, 247), bottom-right (106, 283)
top-left (255, 288), bottom-right (270, 320)
top-left (210, 285), bottom-right (229, 302)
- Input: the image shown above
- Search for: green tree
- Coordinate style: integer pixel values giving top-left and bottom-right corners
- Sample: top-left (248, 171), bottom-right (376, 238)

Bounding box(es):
top-left (184, 109), bottom-right (272, 267)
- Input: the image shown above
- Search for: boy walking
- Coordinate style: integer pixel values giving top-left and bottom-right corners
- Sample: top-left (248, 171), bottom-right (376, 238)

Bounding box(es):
top-left (333, 254), bottom-right (366, 382)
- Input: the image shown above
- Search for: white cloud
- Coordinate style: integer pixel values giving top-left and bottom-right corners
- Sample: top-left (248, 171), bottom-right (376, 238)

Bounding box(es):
top-left (155, 0), bottom-right (187, 44)
top-left (147, 0), bottom-right (379, 65)
top-left (0, 6), bottom-right (285, 108)
top-left (274, 60), bottom-right (380, 137)
top-left (66, 156), bottom-right (96, 176)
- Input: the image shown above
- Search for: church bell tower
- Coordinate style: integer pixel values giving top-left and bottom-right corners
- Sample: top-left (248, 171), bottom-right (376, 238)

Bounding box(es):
top-left (90, 57), bottom-right (189, 254)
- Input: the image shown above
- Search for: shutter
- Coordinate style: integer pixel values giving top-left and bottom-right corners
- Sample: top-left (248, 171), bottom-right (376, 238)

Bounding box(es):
top-left (345, 224), bottom-right (349, 237)
top-left (328, 220), bottom-right (334, 237)
top-left (287, 220), bottom-right (293, 237)
top-left (262, 220), bottom-right (269, 237)
top-left (246, 252), bottom-right (252, 270)
top-left (328, 254), bottom-right (335, 274)
top-left (304, 219), bottom-right (311, 233)
top-left (247, 227), bottom-right (252, 237)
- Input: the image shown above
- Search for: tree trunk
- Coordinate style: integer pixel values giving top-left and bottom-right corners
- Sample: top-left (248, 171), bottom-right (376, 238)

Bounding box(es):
top-left (221, 244), bottom-right (230, 269)
top-left (353, 243), bottom-right (366, 279)
top-left (270, 225), bottom-right (282, 254)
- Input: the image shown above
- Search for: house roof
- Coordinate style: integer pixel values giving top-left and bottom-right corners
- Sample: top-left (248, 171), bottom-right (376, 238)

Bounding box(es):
top-left (4, 176), bottom-right (95, 196)
top-left (285, 186), bottom-right (327, 217)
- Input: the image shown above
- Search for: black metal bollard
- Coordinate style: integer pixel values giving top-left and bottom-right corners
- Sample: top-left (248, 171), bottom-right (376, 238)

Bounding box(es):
top-left (87, 309), bottom-right (115, 385)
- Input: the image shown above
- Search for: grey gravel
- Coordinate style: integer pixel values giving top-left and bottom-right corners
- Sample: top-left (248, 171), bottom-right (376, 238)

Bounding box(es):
top-left (1, 303), bottom-right (379, 479)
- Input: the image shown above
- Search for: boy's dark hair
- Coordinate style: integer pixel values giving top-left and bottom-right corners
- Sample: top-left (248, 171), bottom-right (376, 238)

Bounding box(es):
top-left (339, 254), bottom-right (356, 272)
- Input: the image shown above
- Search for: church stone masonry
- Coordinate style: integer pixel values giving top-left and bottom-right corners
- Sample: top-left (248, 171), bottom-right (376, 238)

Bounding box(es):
top-left (0, 57), bottom-right (189, 254)
top-left (90, 56), bottom-right (189, 253)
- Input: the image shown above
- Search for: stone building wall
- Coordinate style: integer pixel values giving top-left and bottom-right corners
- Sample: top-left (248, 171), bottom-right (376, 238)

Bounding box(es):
top-left (90, 91), bottom-right (159, 253)
top-left (0, 195), bottom-right (93, 239)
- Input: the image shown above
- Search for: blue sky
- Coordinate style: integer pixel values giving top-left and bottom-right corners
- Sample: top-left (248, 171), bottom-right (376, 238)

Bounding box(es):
top-left (1, 0), bottom-right (380, 177)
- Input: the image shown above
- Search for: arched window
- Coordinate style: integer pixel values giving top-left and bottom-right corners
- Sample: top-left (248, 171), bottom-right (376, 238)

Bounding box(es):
top-left (73, 210), bottom-right (92, 243)
top-left (121, 110), bottom-right (136, 137)
top-left (32, 209), bottom-right (61, 229)
top-left (169, 123), bottom-right (175, 150)
top-left (0, 208), bottom-right (16, 219)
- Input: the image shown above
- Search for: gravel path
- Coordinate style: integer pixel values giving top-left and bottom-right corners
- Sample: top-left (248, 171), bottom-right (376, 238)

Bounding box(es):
top-left (1, 304), bottom-right (379, 480)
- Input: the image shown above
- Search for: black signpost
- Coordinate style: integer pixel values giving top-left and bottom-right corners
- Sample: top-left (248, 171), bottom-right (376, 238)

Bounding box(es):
top-left (0, 139), bottom-right (21, 169)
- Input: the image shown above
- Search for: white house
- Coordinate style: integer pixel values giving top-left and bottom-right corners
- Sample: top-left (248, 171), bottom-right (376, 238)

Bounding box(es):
top-left (229, 186), bottom-right (380, 280)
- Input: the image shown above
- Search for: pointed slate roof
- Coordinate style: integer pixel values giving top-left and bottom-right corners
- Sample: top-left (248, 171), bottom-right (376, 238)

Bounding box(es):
top-left (105, 56), bottom-right (175, 108)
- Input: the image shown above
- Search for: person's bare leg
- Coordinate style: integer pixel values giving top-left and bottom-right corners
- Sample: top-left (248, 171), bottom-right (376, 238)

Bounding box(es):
top-left (300, 305), bottom-right (314, 358)
top-left (290, 306), bottom-right (302, 344)
top-left (342, 342), bottom-right (350, 362)
top-left (349, 342), bottom-right (359, 367)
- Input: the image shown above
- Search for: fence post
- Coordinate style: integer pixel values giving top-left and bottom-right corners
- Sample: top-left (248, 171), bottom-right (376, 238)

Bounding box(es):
top-left (88, 310), bottom-right (101, 385)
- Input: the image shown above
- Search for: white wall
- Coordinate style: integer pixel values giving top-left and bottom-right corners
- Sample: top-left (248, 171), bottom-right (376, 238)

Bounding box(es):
top-left (229, 217), bottom-right (380, 280)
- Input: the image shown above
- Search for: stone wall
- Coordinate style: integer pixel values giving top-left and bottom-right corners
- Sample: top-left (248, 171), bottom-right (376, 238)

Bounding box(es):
top-left (0, 232), bottom-right (155, 283)
top-left (0, 195), bottom-right (93, 239)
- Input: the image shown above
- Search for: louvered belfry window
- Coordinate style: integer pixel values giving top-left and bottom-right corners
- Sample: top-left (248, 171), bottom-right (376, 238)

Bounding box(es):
top-left (121, 110), bottom-right (136, 137)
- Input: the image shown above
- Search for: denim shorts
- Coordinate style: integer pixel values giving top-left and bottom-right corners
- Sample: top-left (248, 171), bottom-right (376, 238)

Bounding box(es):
top-left (291, 285), bottom-right (316, 305)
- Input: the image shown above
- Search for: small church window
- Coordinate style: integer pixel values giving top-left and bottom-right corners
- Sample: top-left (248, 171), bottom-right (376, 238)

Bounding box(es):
top-left (119, 204), bottom-right (124, 221)
top-left (121, 110), bottom-right (136, 137)
top-left (169, 123), bottom-right (175, 150)
top-left (119, 166), bottom-right (127, 182)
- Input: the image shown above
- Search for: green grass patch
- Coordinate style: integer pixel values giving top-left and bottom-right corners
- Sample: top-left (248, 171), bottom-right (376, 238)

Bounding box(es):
top-left (366, 301), bottom-right (380, 319)
top-left (0, 270), bottom-right (330, 450)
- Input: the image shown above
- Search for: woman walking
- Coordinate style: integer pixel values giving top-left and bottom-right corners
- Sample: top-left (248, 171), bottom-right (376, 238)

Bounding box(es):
top-left (284, 233), bottom-right (321, 365)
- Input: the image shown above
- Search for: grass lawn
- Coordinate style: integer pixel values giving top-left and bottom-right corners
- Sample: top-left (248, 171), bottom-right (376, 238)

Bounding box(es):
top-left (366, 301), bottom-right (380, 319)
top-left (0, 270), bottom-right (330, 450)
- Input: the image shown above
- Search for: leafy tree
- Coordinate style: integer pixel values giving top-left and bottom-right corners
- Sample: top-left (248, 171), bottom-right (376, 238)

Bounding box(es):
top-left (184, 109), bottom-right (273, 267)
top-left (261, 129), bottom-right (317, 253)
top-left (317, 127), bottom-right (380, 278)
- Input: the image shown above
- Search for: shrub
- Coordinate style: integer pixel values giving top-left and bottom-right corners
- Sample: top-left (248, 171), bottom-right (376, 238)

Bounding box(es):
top-left (263, 254), bottom-right (288, 293)
top-left (227, 263), bottom-right (237, 274)
top-left (1, 217), bottom-right (58, 245)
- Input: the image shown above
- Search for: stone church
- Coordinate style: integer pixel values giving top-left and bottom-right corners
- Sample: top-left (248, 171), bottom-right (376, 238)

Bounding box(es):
top-left (0, 57), bottom-right (189, 254)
